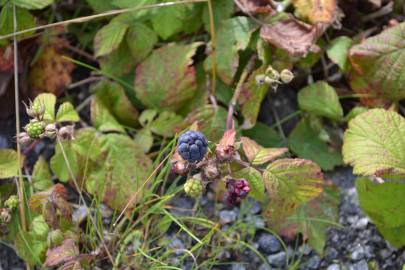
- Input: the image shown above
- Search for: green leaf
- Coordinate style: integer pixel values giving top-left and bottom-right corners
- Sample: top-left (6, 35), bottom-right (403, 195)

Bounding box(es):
top-left (357, 178), bottom-right (405, 247)
top-left (56, 102), bottom-right (80, 123)
top-left (85, 0), bottom-right (115, 12)
top-left (94, 20), bottom-right (128, 58)
top-left (349, 22), bottom-right (405, 101)
top-left (134, 128), bottom-right (154, 153)
top-left (202, 0), bottom-right (234, 31)
top-left (139, 109), bottom-right (158, 127)
top-left (234, 167), bottom-right (265, 202)
top-left (91, 80), bottom-right (139, 128)
top-left (33, 93), bottom-right (56, 122)
top-left (344, 106), bottom-right (368, 122)
top-left (126, 22), bottom-right (158, 64)
top-left (263, 158), bottom-right (324, 227)
top-left (326, 36), bottom-right (352, 71)
top-left (239, 66), bottom-right (269, 128)
top-left (71, 128), bottom-right (102, 161)
top-left (204, 17), bottom-right (256, 84)
top-left (150, 0), bottom-right (188, 40)
top-left (90, 95), bottom-right (125, 133)
top-left (242, 123), bottom-right (285, 147)
top-left (0, 5), bottom-right (36, 43)
top-left (343, 109), bottom-right (405, 179)
top-left (134, 42), bottom-right (202, 111)
top-left (50, 141), bottom-right (78, 182)
top-left (99, 40), bottom-right (135, 77)
top-left (13, 0), bottom-right (53, 9)
top-left (0, 149), bottom-right (19, 179)
top-left (298, 81), bottom-right (343, 120)
top-left (86, 134), bottom-right (152, 210)
top-left (32, 156), bottom-right (53, 191)
top-left (289, 119), bottom-right (342, 171)
top-left (149, 111), bottom-right (183, 137)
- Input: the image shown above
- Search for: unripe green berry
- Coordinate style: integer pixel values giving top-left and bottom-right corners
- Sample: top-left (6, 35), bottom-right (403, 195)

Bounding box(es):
top-left (25, 120), bottom-right (45, 139)
top-left (184, 178), bottom-right (203, 197)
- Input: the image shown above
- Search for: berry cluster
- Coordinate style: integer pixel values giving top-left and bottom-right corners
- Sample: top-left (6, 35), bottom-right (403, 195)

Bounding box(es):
top-left (225, 179), bottom-right (250, 206)
top-left (177, 131), bottom-right (208, 163)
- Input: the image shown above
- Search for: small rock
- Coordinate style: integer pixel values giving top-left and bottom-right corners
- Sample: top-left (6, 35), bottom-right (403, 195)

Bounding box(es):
top-left (324, 247), bottom-right (339, 261)
top-left (378, 248), bottom-right (391, 260)
top-left (267, 251), bottom-right (286, 268)
top-left (251, 216), bottom-right (265, 228)
top-left (299, 244), bottom-right (312, 256)
top-left (258, 264), bottom-right (271, 270)
top-left (306, 255), bottom-right (321, 269)
top-left (354, 217), bottom-right (369, 229)
top-left (72, 205), bottom-right (87, 224)
top-left (168, 237), bottom-right (185, 256)
top-left (327, 264), bottom-right (341, 270)
top-left (258, 233), bottom-right (282, 254)
top-left (231, 264), bottom-right (247, 270)
top-left (219, 210), bottom-right (238, 224)
top-left (169, 197), bottom-right (194, 216)
top-left (351, 245), bottom-right (367, 261)
top-left (348, 260), bottom-right (368, 270)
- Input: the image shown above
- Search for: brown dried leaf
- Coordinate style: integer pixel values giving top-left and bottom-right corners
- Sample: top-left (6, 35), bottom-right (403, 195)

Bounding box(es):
top-left (44, 239), bottom-right (79, 267)
top-left (28, 39), bottom-right (75, 96)
top-left (238, 0), bottom-right (274, 14)
top-left (219, 129), bottom-right (236, 148)
top-left (260, 16), bottom-right (320, 57)
top-left (292, 0), bottom-right (337, 25)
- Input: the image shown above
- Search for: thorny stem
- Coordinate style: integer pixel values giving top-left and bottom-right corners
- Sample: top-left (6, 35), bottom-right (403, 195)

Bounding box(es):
top-left (226, 55), bottom-right (257, 130)
top-left (56, 136), bottom-right (115, 266)
top-left (0, 0), bottom-right (208, 41)
top-left (12, 1), bottom-right (28, 240)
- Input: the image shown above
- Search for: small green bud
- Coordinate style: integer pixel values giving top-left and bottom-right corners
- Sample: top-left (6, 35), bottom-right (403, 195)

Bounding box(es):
top-left (184, 178), bottom-right (203, 197)
top-left (25, 100), bottom-right (45, 120)
top-left (4, 195), bottom-right (18, 210)
top-left (25, 119), bottom-right (45, 139)
top-left (280, 69), bottom-right (294, 84)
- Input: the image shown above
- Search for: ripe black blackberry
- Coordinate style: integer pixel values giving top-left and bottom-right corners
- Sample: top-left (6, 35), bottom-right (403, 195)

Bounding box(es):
top-left (177, 131), bottom-right (208, 163)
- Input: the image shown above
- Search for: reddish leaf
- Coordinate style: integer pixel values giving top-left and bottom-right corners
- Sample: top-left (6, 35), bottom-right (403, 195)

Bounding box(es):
top-left (238, 0), bottom-right (274, 14)
top-left (44, 239), bottom-right (79, 267)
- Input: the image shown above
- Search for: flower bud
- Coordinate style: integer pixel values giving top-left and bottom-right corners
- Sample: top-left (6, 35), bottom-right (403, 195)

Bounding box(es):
top-left (25, 100), bottom-right (45, 120)
top-left (184, 178), bottom-right (203, 197)
top-left (4, 195), bottom-right (18, 210)
top-left (225, 178), bottom-right (250, 206)
top-left (265, 66), bottom-right (280, 80)
top-left (58, 125), bottom-right (75, 140)
top-left (280, 69), bottom-right (294, 84)
top-left (18, 132), bottom-right (32, 147)
top-left (216, 129), bottom-right (236, 163)
top-left (43, 123), bottom-right (58, 139)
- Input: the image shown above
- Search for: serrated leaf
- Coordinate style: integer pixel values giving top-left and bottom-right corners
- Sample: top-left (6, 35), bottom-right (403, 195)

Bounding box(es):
top-left (32, 156), bottom-right (53, 191)
top-left (234, 167), bottom-right (265, 202)
top-left (263, 158), bottom-right (324, 227)
top-left (33, 93), bottom-right (56, 122)
top-left (126, 22), bottom-right (157, 64)
top-left (349, 22), bottom-right (405, 101)
top-left (99, 40), bottom-right (135, 77)
top-left (204, 16), bottom-right (257, 84)
top-left (326, 36), bottom-right (352, 71)
top-left (241, 137), bottom-right (288, 165)
top-left (343, 109), bottom-right (405, 179)
top-left (239, 66), bottom-right (269, 128)
top-left (135, 43), bottom-right (201, 111)
top-left (90, 95), bottom-right (125, 133)
top-left (202, 0), bottom-right (234, 31)
top-left (292, 0), bottom-right (336, 25)
top-left (13, 0), bottom-right (53, 10)
top-left (0, 149), bottom-right (19, 179)
top-left (94, 20), bottom-right (128, 57)
top-left (56, 102), bottom-right (80, 123)
top-left (357, 178), bottom-right (405, 247)
top-left (289, 119), bottom-right (342, 170)
top-left (298, 81), bottom-right (343, 120)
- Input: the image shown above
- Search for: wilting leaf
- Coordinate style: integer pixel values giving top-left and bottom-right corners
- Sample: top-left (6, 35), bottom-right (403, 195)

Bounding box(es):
top-left (29, 42), bottom-right (75, 96)
top-left (135, 43), bottom-right (202, 111)
top-left (44, 239), bottom-right (79, 267)
top-left (289, 119), bottom-right (342, 170)
top-left (56, 102), bottom-right (80, 123)
top-left (343, 109), bottom-right (405, 179)
top-left (150, 0), bottom-right (188, 40)
top-left (32, 156), bottom-right (53, 191)
top-left (205, 17), bottom-right (256, 84)
top-left (13, 0), bottom-right (53, 9)
top-left (326, 36), bottom-right (352, 71)
top-left (86, 134), bottom-right (152, 210)
top-left (0, 149), bottom-right (20, 179)
top-left (126, 22), bottom-right (158, 64)
top-left (33, 93), bottom-right (56, 122)
top-left (286, 186), bottom-right (339, 254)
top-left (234, 167), bottom-right (265, 202)
top-left (263, 158), bottom-right (324, 227)
top-left (349, 22), bottom-right (405, 102)
top-left (238, 0), bottom-right (274, 14)
top-left (94, 20), bottom-right (128, 57)
top-left (292, 0), bottom-right (336, 25)
top-left (241, 137), bottom-right (288, 165)
top-left (239, 66), bottom-right (269, 128)
top-left (91, 80), bottom-right (139, 128)
top-left (242, 123), bottom-right (285, 147)
top-left (202, 0), bottom-right (234, 31)
top-left (357, 178), bottom-right (405, 248)
top-left (260, 15), bottom-right (319, 57)
top-left (298, 81), bottom-right (343, 120)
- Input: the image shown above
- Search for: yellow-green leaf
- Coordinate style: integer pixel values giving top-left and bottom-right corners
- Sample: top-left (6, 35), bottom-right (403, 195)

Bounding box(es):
top-left (13, 0), bottom-right (53, 10)
top-left (94, 20), bottom-right (128, 58)
top-left (32, 156), bottom-right (53, 191)
top-left (0, 149), bottom-right (20, 179)
top-left (33, 93), bottom-right (56, 122)
top-left (56, 102), bottom-right (80, 123)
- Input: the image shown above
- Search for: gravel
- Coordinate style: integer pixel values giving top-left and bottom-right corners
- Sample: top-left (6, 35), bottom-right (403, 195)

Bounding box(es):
top-left (258, 233), bottom-right (282, 254)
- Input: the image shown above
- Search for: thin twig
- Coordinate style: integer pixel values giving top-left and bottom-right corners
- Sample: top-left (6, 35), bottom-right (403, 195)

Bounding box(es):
top-left (56, 137), bottom-right (115, 265)
top-left (0, 0), bottom-right (208, 41)
top-left (207, 0), bottom-right (217, 97)
top-left (226, 55), bottom-right (257, 130)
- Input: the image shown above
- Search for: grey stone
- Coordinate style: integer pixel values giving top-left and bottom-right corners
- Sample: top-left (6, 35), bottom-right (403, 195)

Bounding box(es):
top-left (258, 264), bottom-right (272, 270)
top-left (219, 210), bottom-right (238, 224)
top-left (231, 264), bottom-right (247, 270)
top-left (267, 251), bottom-right (286, 268)
top-left (168, 237), bottom-right (185, 256)
top-left (258, 233), bottom-right (282, 254)
top-left (327, 264), bottom-right (341, 270)
top-left (324, 247), bottom-right (339, 261)
top-left (252, 216), bottom-right (265, 228)
top-left (348, 260), bottom-right (368, 270)
top-left (306, 255), bottom-right (321, 269)
top-left (299, 244), bottom-right (312, 256)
